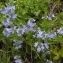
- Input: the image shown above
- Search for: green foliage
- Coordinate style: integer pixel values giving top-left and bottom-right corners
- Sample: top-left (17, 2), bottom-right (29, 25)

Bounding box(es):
top-left (0, 0), bottom-right (63, 63)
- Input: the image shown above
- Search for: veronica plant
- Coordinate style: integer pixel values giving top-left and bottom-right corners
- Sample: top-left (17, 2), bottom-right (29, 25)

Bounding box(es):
top-left (0, 0), bottom-right (63, 63)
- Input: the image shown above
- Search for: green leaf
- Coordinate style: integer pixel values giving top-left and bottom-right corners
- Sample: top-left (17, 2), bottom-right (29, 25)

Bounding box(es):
top-left (53, 55), bottom-right (59, 60)
top-left (58, 48), bottom-right (63, 57)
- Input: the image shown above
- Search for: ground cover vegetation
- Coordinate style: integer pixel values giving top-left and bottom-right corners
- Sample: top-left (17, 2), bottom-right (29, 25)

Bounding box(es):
top-left (0, 0), bottom-right (63, 63)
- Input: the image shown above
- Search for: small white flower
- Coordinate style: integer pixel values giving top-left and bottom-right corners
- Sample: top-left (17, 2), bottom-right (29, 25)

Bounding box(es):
top-left (15, 45), bottom-right (21, 49)
top-left (14, 56), bottom-right (18, 59)
top-left (41, 45), bottom-right (44, 52)
top-left (34, 42), bottom-right (38, 47)
top-left (46, 16), bottom-right (52, 20)
top-left (46, 60), bottom-right (53, 63)
top-left (57, 28), bottom-right (63, 34)
top-left (16, 27), bottom-right (22, 36)
top-left (52, 14), bottom-right (55, 18)
top-left (18, 40), bottom-right (22, 45)
top-left (41, 16), bottom-right (45, 19)
top-left (15, 59), bottom-right (22, 63)
top-left (50, 61), bottom-right (53, 63)
top-left (13, 40), bottom-right (22, 49)
top-left (37, 46), bottom-right (41, 52)
top-left (22, 25), bottom-right (28, 34)
top-left (44, 42), bottom-right (49, 49)
top-left (37, 27), bottom-right (43, 38)
top-left (14, 55), bottom-right (22, 63)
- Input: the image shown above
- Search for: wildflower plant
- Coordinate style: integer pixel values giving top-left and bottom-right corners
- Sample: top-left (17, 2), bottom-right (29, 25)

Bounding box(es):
top-left (0, 0), bottom-right (63, 63)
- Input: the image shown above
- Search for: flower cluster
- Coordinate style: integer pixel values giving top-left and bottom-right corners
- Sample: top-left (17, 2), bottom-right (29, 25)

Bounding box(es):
top-left (0, 4), bottom-right (17, 37)
top-left (46, 59), bottom-right (53, 63)
top-left (14, 55), bottom-right (22, 63)
top-left (16, 18), bottom-right (36, 36)
top-left (41, 14), bottom-right (55, 20)
top-left (1, 3), bottom-right (63, 63)
top-left (1, 4), bottom-right (17, 19)
top-left (13, 40), bottom-right (22, 49)
top-left (33, 27), bottom-right (57, 40)
top-left (34, 42), bottom-right (49, 53)
top-left (1, 6), bottom-right (57, 40)
top-left (3, 27), bottom-right (14, 37)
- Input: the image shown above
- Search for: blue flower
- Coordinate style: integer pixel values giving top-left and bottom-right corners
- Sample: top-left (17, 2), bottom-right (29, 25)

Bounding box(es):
top-left (44, 42), bottom-right (49, 49)
top-left (37, 46), bottom-right (42, 52)
top-left (3, 28), bottom-right (14, 37)
top-left (27, 18), bottom-right (36, 27)
top-left (1, 4), bottom-right (16, 20)
top-left (37, 27), bottom-right (43, 38)
top-left (16, 27), bottom-right (22, 36)
top-left (21, 25), bottom-right (28, 34)
top-left (2, 18), bottom-right (11, 27)
top-left (1, 5), bottom-right (15, 15)
top-left (14, 55), bottom-right (22, 63)
top-left (46, 59), bottom-right (53, 63)
top-left (3, 30), bottom-right (10, 37)
top-left (47, 32), bottom-right (57, 38)
top-left (13, 40), bottom-right (22, 50)
top-left (11, 14), bottom-right (17, 20)
top-left (57, 28), bottom-right (63, 35)
top-left (34, 42), bottom-right (38, 47)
